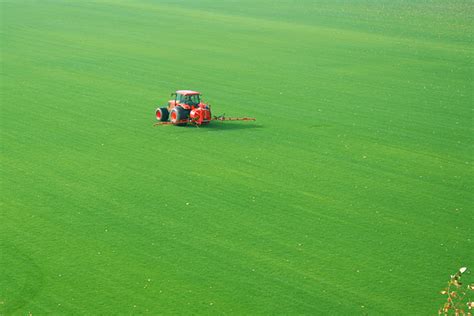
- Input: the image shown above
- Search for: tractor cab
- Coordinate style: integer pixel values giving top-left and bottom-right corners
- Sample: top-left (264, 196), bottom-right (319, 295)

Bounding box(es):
top-left (179, 93), bottom-right (200, 106)
top-left (171, 90), bottom-right (202, 109)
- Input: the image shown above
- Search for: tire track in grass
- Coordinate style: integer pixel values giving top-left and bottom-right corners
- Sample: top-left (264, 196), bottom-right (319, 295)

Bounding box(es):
top-left (0, 242), bottom-right (44, 315)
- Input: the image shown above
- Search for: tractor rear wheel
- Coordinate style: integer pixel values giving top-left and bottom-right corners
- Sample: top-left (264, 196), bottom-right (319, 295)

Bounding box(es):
top-left (170, 107), bottom-right (188, 126)
top-left (156, 107), bottom-right (169, 121)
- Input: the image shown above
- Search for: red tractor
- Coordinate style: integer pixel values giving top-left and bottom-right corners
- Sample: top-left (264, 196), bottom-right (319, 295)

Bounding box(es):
top-left (155, 90), bottom-right (211, 126)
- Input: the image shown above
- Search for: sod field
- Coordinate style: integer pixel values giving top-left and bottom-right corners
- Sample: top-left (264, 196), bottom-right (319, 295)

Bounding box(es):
top-left (1, 0), bottom-right (472, 314)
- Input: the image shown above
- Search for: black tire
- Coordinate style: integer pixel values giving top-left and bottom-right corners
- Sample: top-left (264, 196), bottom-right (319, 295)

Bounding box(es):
top-left (170, 107), bottom-right (189, 125)
top-left (155, 107), bottom-right (169, 121)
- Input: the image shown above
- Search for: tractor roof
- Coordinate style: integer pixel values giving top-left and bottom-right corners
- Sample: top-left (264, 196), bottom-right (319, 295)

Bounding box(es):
top-left (176, 90), bottom-right (200, 96)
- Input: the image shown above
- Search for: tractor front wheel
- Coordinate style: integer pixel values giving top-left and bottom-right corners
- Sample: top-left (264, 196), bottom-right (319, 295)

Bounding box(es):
top-left (170, 107), bottom-right (188, 126)
top-left (156, 107), bottom-right (169, 121)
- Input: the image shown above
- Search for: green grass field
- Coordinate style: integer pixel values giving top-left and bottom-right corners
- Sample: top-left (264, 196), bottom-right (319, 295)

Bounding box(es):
top-left (1, 0), bottom-right (472, 314)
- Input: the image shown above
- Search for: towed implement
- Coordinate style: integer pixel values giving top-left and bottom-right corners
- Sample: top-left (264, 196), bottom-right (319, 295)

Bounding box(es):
top-left (154, 90), bottom-right (255, 126)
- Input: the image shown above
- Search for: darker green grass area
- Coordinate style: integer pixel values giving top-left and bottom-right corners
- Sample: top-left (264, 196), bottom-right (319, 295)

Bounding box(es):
top-left (1, 0), bottom-right (472, 314)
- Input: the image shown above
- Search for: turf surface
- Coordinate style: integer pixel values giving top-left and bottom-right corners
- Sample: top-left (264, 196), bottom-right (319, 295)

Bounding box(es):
top-left (1, 0), bottom-right (473, 314)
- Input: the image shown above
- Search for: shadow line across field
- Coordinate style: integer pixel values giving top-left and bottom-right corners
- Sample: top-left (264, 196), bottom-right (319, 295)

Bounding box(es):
top-left (197, 122), bottom-right (264, 131)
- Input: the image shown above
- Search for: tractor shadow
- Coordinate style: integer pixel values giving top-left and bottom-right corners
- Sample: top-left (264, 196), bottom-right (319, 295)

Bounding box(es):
top-left (195, 122), bottom-right (263, 131)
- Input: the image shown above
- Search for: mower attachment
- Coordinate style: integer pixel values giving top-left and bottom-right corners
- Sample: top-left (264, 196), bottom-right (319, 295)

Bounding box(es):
top-left (212, 115), bottom-right (256, 122)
